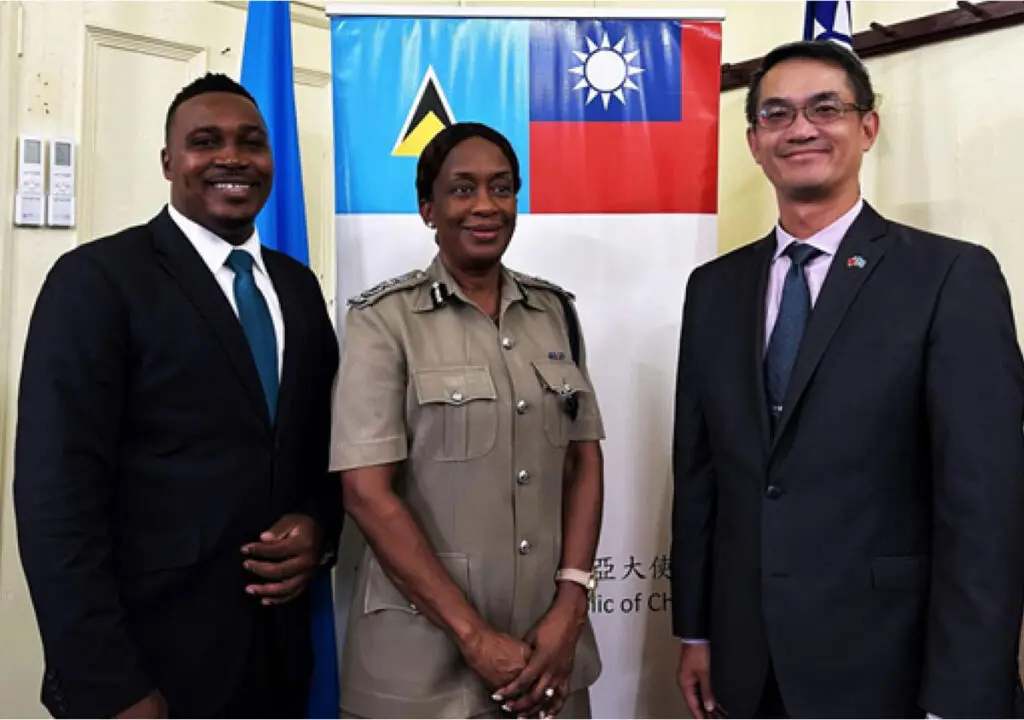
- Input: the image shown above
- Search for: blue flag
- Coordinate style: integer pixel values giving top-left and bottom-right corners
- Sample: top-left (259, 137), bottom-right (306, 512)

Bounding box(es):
top-left (241, 0), bottom-right (310, 264)
top-left (241, 3), bottom-right (340, 718)
top-left (804, 0), bottom-right (853, 48)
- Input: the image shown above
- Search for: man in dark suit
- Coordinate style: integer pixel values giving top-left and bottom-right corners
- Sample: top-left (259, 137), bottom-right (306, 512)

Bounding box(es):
top-left (671, 41), bottom-right (1024, 719)
top-left (14, 73), bottom-right (340, 719)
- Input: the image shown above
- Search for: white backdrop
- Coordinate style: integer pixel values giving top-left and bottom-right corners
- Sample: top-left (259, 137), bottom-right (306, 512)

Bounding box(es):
top-left (332, 214), bottom-right (716, 717)
top-left (328, 7), bottom-right (722, 716)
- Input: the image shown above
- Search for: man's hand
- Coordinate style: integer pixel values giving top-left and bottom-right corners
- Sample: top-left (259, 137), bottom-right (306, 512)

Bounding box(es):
top-left (241, 513), bottom-right (322, 606)
top-left (678, 642), bottom-right (718, 719)
top-left (457, 626), bottom-right (533, 692)
top-left (493, 588), bottom-right (587, 717)
top-left (115, 690), bottom-right (167, 718)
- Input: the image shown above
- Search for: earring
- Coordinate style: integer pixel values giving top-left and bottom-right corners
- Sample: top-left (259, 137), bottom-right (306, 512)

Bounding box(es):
top-left (427, 221), bottom-right (435, 229)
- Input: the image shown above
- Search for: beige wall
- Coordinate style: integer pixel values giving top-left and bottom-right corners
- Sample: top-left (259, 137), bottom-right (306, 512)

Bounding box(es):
top-left (1, 0), bottom-right (1021, 715)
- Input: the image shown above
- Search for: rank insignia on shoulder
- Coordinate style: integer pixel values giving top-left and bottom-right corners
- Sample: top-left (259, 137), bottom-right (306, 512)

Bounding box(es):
top-left (347, 270), bottom-right (429, 308)
top-left (510, 270), bottom-right (575, 300)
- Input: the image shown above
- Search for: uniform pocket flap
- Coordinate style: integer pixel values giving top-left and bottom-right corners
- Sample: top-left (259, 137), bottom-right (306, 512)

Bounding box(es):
top-left (532, 360), bottom-right (592, 395)
top-left (364, 553), bottom-right (471, 615)
top-left (871, 554), bottom-right (929, 590)
top-left (413, 366), bottom-right (497, 406)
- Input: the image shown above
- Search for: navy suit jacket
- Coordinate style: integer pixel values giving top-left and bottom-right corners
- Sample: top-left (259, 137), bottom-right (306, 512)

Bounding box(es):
top-left (671, 203), bottom-right (1024, 717)
top-left (14, 208), bottom-right (341, 718)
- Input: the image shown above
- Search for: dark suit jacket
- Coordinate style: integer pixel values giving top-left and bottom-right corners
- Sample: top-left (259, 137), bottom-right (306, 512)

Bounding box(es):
top-left (670, 203), bottom-right (1024, 717)
top-left (13, 208), bottom-right (341, 718)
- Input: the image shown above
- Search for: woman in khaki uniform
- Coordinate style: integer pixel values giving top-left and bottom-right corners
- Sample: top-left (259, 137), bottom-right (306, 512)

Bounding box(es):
top-left (330, 123), bottom-right (606, 719)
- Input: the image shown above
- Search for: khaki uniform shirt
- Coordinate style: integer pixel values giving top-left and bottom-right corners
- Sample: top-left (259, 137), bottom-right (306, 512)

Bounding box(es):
top-left (330, 255), bottom-right (605, 718)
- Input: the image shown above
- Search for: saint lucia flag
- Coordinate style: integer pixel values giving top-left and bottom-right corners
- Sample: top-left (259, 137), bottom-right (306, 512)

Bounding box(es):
top-left (804, 0), bottom-right (853, 48)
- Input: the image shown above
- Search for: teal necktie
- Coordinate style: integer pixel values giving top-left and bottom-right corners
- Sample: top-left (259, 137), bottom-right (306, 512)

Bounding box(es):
top-left (226, 250), bottom-right (278, 422)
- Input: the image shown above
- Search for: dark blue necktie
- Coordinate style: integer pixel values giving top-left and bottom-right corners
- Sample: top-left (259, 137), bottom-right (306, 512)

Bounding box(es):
top-left (765, 242), bottom-right (822, 424)
top-left (226, 249), bottom-right (278, 422)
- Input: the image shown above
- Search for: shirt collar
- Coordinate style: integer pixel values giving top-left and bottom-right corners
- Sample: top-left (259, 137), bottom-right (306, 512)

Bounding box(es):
top-left (166, 203), bottom-right (267, 276)
top-left (414, 254), bottom-right (526, 312)
top-left (774, 197), bottom-right (863, 260)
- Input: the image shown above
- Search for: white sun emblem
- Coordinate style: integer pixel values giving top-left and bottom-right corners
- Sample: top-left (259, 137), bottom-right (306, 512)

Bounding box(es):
top-left (569, 32), bottom-right (645, 109)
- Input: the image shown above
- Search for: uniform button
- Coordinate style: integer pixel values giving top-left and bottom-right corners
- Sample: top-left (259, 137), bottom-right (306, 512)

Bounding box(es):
top-left (502, 336), bottom-right (514, 350)
top-left (451, 391), bottom-right (464, 402)
top-left (516, 400), bottom-right (528, 414)
top-left (518, 539), bottom-right (532, 555)
top-left (765, 485), bottom-right (784, 500)
top-left (517, 470), bottom-right (531, 485)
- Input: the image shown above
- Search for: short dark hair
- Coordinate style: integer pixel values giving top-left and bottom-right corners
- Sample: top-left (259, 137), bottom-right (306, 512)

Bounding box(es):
top-left (416, 122), bottom-right (522, 203)
top-left (745, 40), bottom-right (875, 127)
top-left (164, 72), bottom-right (259, 143)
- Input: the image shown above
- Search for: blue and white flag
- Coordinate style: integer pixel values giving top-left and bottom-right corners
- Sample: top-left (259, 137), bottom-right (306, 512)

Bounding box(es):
top-left (804, 0), bottom-right (853, 48)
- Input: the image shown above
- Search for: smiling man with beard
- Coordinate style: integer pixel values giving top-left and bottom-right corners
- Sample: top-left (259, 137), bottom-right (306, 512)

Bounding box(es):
top-left (671, 41), bottom-right (1024, 719)
top-left (14, 73), bottom-right (340, 718)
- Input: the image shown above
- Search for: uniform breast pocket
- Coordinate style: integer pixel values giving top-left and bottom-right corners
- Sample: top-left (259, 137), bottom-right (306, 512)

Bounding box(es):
top-left (532, 360), bottom-right (593, 448)
top-left (412, 366), bottom-right (499, 461)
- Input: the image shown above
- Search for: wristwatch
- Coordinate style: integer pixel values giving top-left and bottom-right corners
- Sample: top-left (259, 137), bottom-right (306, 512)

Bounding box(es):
top-left (555, 568), bottom-right (597, 600)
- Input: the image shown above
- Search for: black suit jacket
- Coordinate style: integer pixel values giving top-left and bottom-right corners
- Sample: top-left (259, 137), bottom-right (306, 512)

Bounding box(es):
top-left (670, 203), bottom-right (1024, 717)
top-left (14, 208), bottom-right (341, 718)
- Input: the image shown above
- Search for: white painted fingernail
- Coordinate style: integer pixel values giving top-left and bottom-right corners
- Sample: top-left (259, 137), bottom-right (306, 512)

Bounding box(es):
top-left (705, 701), bottom-right (715, 712)
top-left (501, 703), bottom-right (510, 713)
top-left (492, 693), bottom-right (502, 702)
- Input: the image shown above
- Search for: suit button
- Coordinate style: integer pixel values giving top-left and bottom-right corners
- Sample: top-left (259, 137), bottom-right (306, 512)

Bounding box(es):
top-left (765, 485), bottom-right (784, 500)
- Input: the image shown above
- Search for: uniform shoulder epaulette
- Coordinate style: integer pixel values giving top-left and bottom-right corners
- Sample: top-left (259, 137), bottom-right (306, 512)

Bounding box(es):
top-left (510, 270), bottom-right (575, 301)
top-left (347, 269), bottom-right (430, 308)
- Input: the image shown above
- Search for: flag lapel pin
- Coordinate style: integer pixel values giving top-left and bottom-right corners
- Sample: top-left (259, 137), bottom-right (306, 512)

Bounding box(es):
top-left (846, 255), bottom-right (867, 269)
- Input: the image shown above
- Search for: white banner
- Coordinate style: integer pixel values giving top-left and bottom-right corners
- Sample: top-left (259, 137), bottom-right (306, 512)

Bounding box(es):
top-left (328, 8), bottom-right (723, 716)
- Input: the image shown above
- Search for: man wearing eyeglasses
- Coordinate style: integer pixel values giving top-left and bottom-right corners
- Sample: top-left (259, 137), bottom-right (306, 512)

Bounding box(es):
top-left (671, 40), bottom-right (1024, 719)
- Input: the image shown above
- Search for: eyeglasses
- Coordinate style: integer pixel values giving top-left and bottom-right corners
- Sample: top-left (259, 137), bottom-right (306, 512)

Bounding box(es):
top-left (756, 99), bottom-right (868, 131)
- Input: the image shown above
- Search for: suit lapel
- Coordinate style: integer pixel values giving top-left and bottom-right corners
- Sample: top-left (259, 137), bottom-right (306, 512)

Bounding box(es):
top-left (265, 252), bottom-right (306, 435)
top-left (149, 209), bottom-right (270, 429)
top-left (746, 234), bottom-right (777, 454)
top-left (770, 203), bottom-right (890, 451)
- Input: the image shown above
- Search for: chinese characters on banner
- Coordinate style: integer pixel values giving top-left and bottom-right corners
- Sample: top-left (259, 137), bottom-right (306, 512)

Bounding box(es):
top-left (589, 554), bottom-right (674, 615)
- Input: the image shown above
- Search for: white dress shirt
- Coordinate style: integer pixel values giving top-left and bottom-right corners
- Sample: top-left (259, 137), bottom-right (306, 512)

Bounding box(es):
top-left (167, 203), bottom-right (285, 379)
